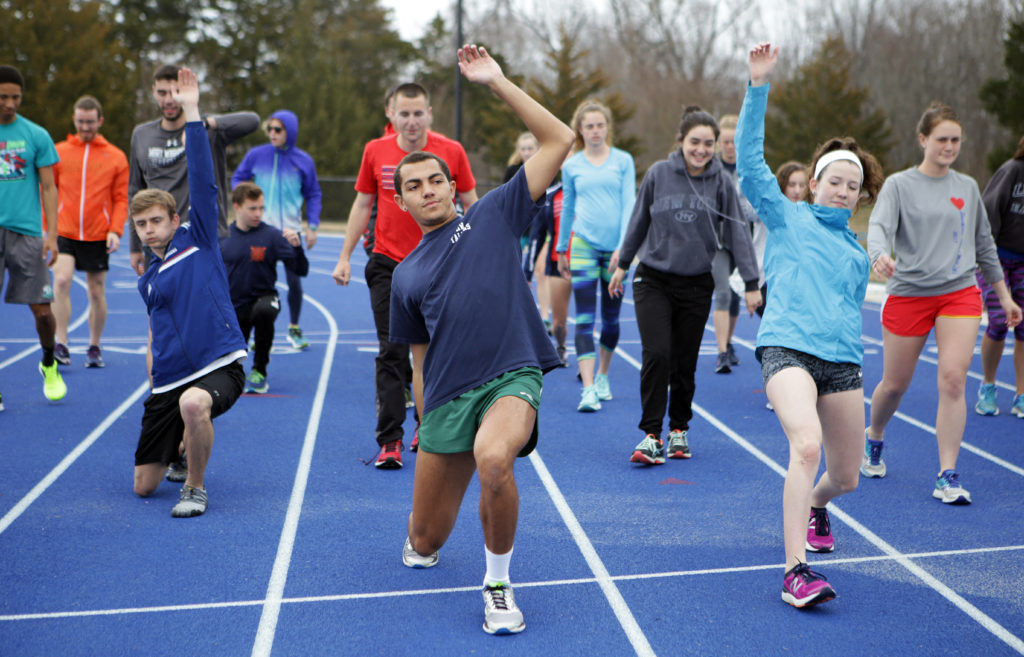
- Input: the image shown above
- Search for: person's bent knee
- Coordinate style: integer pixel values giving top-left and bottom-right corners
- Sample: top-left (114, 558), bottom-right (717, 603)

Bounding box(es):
top-left (787, 431), bottom-right (822, 466)
top-left (178, 388), bottom-right (213, 423)
top-left (475, 450), bottom-right (516, 494)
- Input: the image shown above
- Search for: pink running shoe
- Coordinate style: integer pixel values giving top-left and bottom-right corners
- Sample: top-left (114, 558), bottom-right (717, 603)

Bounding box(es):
top-left (806, 507), bottom-right (835, 553)
top-left (782, 562), bottom-right (836, 608)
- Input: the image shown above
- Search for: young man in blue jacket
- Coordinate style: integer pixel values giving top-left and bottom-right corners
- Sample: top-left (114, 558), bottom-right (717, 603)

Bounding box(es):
top-left (130, 68), bottom-right (247, 518)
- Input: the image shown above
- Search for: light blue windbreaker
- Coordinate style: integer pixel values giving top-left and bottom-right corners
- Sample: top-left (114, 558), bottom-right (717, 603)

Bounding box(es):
top-left (231, 110), bottom-right (322, 232)
top-left (736, 83), bottom-right (869, 365)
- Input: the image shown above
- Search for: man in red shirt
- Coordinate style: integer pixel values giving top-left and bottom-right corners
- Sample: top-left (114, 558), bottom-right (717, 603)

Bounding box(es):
top-left (51, 95), bottom-right (129, 368)
top-left (333, 82), bottom-right (477, 469)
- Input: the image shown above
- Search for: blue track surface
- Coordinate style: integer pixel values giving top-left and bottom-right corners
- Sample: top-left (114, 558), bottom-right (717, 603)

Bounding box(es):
top-left (1, 233), bottom-right (1022, 656)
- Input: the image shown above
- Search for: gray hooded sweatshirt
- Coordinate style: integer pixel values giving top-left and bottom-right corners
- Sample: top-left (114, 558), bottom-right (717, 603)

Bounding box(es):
top-left (619, 149), bottom-right (759, 289)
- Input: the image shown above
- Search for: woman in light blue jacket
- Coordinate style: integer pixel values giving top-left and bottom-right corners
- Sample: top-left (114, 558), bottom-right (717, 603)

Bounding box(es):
top-left (737, 43), bottom-right (884, 609)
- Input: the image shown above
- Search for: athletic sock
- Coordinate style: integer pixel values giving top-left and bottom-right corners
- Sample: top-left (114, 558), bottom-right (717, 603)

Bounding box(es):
top-left (483, 545), bottom-right (513, 586)
top-left (41, 347), bottom-right (55, 367)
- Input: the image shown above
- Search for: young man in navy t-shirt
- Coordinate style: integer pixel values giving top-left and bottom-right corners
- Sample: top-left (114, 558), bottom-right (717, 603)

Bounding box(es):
top-left (388, 44), bottom-right (574, 635)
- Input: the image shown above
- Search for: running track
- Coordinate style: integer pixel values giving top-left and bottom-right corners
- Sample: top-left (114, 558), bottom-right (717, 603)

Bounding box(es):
top-left (1, 233), bottom-right (1022, 656)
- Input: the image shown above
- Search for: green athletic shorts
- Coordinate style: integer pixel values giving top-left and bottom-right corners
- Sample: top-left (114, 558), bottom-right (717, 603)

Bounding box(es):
top-left (419, 367), bottom-right (542, 457)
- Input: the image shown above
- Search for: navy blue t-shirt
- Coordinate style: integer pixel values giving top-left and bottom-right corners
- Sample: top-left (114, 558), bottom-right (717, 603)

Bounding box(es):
top-left (219, 222), bottom-right (309, 310)
top-left (390, 168), bottom-right (560, 414)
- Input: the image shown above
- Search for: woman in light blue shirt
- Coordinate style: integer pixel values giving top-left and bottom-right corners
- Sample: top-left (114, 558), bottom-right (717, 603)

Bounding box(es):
top-left (555, 100), bottom-right (636, 412)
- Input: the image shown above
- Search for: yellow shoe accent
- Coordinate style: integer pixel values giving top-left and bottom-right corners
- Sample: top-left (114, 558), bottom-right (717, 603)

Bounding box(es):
top-left (39, 361), bottom-right (67, 401)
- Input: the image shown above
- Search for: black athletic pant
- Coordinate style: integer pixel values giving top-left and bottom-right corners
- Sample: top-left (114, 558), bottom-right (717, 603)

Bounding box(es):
top-left (283, 265), bottom-right (304, 326)
top-left (236, 293), bottom-right (281, 376)
top-left (632, 264), bottom-right (714, 436)
top-left (366, 252), bottom-right (409, 446)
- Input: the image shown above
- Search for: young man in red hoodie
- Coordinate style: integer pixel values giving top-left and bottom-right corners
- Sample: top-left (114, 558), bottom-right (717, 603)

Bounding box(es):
top-left (51, 95), bottom-right (129, 368)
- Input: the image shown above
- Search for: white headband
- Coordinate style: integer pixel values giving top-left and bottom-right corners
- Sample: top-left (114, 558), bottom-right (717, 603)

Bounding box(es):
top-left (813, 150), bottom-right (863, 182)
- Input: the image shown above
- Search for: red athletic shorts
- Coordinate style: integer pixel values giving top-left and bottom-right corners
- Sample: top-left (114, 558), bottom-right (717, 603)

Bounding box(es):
top-left (881, 285), bottom-right (982, 337)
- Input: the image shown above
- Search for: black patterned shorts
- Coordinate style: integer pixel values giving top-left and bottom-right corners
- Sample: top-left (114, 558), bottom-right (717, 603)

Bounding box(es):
top-left (758, 346), bottom-right (862, 396)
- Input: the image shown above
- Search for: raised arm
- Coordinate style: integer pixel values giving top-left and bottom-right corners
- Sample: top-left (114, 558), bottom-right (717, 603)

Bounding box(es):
top-left (458, 45), bottom-right (574, 201)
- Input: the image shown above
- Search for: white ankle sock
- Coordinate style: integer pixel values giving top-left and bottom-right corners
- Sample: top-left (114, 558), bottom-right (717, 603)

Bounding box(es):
top-left (483, 545), bottom-right (513, 586)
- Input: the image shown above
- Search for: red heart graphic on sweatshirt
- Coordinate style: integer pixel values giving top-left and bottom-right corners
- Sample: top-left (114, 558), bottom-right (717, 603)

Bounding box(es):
top-left (950, 197), bottom-right (965, 210)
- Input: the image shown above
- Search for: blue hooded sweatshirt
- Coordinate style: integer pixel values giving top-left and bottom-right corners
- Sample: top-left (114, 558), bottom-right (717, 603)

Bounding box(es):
top-left (232, 110), bottom-right (322, 232)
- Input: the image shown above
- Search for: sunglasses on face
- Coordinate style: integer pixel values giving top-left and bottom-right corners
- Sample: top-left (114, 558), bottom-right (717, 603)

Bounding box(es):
top-left (266, 125), bottom-right (284, 134)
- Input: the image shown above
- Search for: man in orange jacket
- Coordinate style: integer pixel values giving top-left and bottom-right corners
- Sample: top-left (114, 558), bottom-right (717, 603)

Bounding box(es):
top-left (51, 95), bottom-right (129, 368)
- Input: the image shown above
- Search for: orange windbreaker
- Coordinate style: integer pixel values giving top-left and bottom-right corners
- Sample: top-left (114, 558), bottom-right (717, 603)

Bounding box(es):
top-left (52, 133), bottom-right (129, 241)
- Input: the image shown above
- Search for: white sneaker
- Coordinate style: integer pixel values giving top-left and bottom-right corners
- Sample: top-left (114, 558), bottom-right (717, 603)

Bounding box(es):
top-left (402, 537), bottom-right (438, 568)
top-left (482, 583), bottom-right (525, 634)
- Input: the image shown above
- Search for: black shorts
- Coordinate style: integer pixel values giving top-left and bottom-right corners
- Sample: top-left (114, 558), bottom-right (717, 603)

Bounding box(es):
top-left (134, 361), bottom-right (245, 466)
top-left (543, 256), bottom-right (560, 278)
top-left (758, 346), bottom-right (862, 396)
top-left (57, 237), bottom-right (109, 272)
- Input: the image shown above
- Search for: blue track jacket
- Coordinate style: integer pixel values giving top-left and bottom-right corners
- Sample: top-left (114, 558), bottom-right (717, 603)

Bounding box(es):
top-left (139, 121), bottom-right (247, 393)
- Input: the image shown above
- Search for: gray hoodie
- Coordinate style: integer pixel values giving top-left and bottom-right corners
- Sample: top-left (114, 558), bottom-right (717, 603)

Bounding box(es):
top-left (619, 149), bottom-right (759, 288)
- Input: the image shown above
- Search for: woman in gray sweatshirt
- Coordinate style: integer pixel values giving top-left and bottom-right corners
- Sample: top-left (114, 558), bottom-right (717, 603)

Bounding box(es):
top-left (609, 106), bottom-right (761, 466)
top-left (864, 103), bottom-right (1022, 504)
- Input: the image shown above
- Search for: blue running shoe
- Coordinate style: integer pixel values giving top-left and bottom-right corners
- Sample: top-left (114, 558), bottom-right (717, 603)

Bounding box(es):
top-left (975, 383), bottom-right (999, 416)
top-left (1012, 394), bottom-right (1024, 419)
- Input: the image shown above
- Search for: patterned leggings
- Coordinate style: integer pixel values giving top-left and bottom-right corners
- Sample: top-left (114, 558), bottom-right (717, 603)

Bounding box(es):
top-left (977, 253), bottom-right (1024, 341)
top-left (569, 234), bottom-right (623, 360)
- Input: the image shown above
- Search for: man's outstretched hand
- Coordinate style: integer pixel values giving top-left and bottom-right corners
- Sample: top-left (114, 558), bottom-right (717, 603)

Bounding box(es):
top-left (457, 45), bottom-right (503, 87)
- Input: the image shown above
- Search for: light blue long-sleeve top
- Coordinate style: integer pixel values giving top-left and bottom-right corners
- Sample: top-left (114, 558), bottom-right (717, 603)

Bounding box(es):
top-left (736, 83), bottom-right (869, 365)
top-left (556, 147), bottom-right (636, 253)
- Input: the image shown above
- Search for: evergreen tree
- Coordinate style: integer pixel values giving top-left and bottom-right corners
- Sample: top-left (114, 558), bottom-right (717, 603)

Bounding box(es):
top-left (979, 17), bottom-right (1024, 170)
top-left (765, 36), bottom-right (893, 173)
top-left (0, 0), bottom-right (136, 149)
top-left (264, 0), bottom-right (416, 175)
top-left (528, 24), bottom-right (639, 164)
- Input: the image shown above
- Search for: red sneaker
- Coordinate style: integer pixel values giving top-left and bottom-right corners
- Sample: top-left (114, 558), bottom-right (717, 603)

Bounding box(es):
top-left (410, 424), bottom-right (419, 452)
top-left (375, 440), bottom-right (403, 469)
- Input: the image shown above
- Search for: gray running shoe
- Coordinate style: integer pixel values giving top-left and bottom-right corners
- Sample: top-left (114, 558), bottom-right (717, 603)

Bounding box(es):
top-left (726, 342), bottom-right (739, 366)
top-left (54, 342), bottom-right (71, 366)
top-left (166, 456), bottom-right (188, 482)
top-left (85, 345), bottom-right (104, 368)
top-left (402, 537), bottom-right (438, 568)
top-left (482, 583), bottom-right (525, 634)
top-left (171, 485), bottom-right (208, 517)
top-left (667, 429), bottom-right (691, 459)
top-left (630, 434), bottom-right (665, 465)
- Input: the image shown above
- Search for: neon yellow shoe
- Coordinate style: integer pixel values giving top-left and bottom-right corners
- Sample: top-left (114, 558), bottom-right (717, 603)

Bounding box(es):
top-left (39, 361), bottom-right (67, 401)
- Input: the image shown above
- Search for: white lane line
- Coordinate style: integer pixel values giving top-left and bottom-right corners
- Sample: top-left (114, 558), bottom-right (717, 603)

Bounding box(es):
top-left (529, 452), bottom-right (656, 657)
top-left (0, 276), bottom-right (89, 370)
top-left (614, 345), bottom-right (1024, 654)
top-left (7, 543), bottom-right (1022, 623)
top-left (0, 381), bottom-right (150, 535)
top-left (250, 289), bottom-right (338, 657)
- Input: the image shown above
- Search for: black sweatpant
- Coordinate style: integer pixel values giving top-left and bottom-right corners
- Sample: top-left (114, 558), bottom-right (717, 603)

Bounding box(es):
top-left (236, 293), bottom-right (281, 376)
top-left (366, 252), bottom-right (410, 446)
top-left (632, 264), bottom-right (714, 436)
